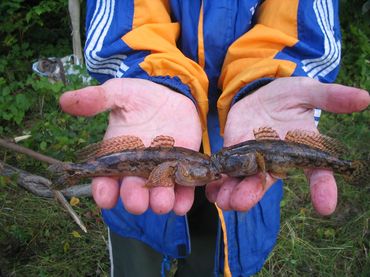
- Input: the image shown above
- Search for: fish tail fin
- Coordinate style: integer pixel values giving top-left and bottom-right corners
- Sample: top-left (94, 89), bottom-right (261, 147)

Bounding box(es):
top-left (345, 159), bottom-right (370, 186)
top-left (48, 162), bottom-right (67, 174)
top-left (48, 162), bottom-right (75, 186)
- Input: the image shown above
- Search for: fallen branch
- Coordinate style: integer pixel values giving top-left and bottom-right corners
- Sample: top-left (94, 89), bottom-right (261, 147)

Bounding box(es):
top-left (0, 138), bottom-right (90, 233)
top-left (0, 162), bottom-right (92, 198)
top-left (1, 162), bottom-right (90, 233)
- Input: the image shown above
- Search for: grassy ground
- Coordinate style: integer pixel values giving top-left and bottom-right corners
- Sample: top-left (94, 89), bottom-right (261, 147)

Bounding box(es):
top-left (0, 1), bottom-right (369, 276)
top-left (0, 181), bottom-right (109, 276)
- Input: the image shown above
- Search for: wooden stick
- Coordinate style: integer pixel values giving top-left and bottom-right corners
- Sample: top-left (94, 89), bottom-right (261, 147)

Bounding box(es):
top-left (68, 0), bottom-right (83, 64)
top-left (54, 190), bottom-right (87, 233)
top-left (0, 138), bottom-right (60, 165)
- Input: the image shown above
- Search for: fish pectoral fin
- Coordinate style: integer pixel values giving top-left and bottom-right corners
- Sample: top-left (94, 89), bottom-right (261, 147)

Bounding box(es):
top-left (145, 161), bottom-right (177, 188)
top-left (344, 159), bottom-right (370, 186)
top-left (253, 127), bottom-right (281, 141)
top-left (255, 152), bottom-right (266, 173)
top-left (284, 130), bottom-right (348, 157)
top-left (257, 172), bottom-right (267, 189)
top-left (270, 170), bottom-right (288, 180)
top-left (255, 152), bottom-right (267, 189)
top-left (76, 135), bottom-right (145, 162)
top-left (150, 135), bottom-right (175, 148)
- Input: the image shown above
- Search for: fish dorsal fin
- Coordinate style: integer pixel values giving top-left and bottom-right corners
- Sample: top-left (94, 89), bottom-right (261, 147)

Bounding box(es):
top-left (150, 135), bottom-right (175, 148)
top-left (284, 129), bottom-right (348, 157)
top-left (253, 127), bottom-right (281, 140)
top-left (77, 135), bottom-right (145, 162)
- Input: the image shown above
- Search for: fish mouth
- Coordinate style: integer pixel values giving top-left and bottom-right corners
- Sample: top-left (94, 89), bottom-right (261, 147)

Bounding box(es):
top-left (210, 154), bottom-right (223, 172)
top-left (175, 171), bottom-right (221, 187)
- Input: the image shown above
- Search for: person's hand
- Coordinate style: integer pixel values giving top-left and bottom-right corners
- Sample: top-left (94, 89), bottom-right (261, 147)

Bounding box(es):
top-left (206, 77), bottom-right (370, 215)
top-left (60, 78), bottom-right (202, 215)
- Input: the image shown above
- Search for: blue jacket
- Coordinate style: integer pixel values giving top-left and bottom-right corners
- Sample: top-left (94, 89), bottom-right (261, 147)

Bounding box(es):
top-left (85, 0), bottom-right (341, 275)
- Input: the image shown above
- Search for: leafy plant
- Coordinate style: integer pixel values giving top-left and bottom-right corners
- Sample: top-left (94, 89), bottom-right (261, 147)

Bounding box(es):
top-left (0, 77), bottom-right (33, 126)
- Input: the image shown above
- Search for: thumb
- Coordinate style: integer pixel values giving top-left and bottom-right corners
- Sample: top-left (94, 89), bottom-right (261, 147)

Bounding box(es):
top-left (298, 79), bottom-right (370, 113)
top-left (60, 78), bottom-right (173, 117)
top-left (60, 85), bottom-right (110, 117)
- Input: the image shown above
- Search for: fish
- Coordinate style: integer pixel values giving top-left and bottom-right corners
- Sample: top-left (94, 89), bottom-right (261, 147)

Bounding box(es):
top-left (49, 135), bottom-right (221, 188)
top-left (211, 127), bottom-right (369, 186)
top-left (49, 128), bottom-right (369, 188)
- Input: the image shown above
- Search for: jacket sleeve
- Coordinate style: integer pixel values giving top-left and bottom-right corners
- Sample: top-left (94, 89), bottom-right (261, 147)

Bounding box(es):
top-left (217, 0), bottom-right (341, 132)
top-left (84, 0), bottom-right (209, 128)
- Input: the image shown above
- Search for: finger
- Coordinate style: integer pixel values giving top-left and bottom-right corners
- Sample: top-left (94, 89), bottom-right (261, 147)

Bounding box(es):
top-left (230, 174), bottom-right (276, 211)
top-left (91, 177), bottom-right (120, 209)
top-left (297, 78), bottom-right (370, 113)
top-left (215, 177), bottom-right (240, 210)
top-left (205, 174), bottom-right (228, 203)
top-left (149, 187), bottom-right (175, 214)
top-left (120, 176), bottom-right (149, 215)
top-left (60, 85), bottom-right (110, 116)
top-left (306, 169), bottom-right (337, 216)
top-left (173, 186), bottom-right (195, 216)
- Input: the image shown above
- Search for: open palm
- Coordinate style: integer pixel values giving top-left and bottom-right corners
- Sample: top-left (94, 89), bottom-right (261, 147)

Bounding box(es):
top-left (60, 78), bottom-right (202, 215)
top-left (206, 77), bottom-right (369, 215)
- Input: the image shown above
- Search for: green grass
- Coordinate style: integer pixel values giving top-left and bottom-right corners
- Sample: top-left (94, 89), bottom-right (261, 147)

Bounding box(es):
top-left (0, 177), bottom-right (109, 276)
top-left (0, 0), bottom-right (369, 276)
top-left (258, 170), bottom-right (370, 276)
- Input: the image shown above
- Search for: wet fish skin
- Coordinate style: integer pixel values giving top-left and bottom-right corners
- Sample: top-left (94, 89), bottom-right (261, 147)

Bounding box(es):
top-left (49, 146), bottom-right (221, 187)
top-left (212, 139), bottom-right (369, 185)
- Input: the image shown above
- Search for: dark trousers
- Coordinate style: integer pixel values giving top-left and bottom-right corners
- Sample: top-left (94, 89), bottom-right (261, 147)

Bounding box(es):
top-left (108, 187), bottom-right (219, 277)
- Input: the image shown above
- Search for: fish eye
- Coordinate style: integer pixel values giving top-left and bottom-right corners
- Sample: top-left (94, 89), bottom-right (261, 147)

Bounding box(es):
top-left (215, 173), bottom-right (221, 179)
